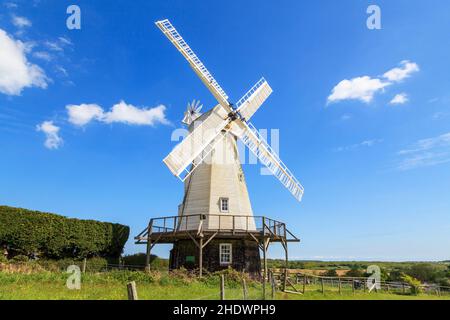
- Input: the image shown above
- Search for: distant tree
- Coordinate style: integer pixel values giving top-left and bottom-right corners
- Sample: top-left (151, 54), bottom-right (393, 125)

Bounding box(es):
top-left (401, 274), bottom-right (422, 295)
top-left (324, 269), bottom-right (338, 277)
top-left (346, 266), bottom-right (364, 278)
top-left (408, 263), bottom-right (439, 282)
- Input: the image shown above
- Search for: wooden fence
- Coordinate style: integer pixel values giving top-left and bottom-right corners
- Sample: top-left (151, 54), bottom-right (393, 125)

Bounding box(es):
top-left (270, 269), bottom-right (450, 297)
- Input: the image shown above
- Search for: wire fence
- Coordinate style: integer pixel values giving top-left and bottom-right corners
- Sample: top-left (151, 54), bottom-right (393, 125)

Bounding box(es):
top-left (270, 270), bottom-right (450, 297)
top-left (45, 260), bottom-right (449, 300)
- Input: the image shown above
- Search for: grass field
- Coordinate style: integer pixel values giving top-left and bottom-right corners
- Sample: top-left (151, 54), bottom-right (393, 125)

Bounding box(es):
top-left (1, 271), bottom-right (449, 300)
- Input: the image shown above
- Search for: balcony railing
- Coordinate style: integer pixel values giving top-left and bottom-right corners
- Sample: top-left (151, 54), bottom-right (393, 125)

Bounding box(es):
top-left (135, 214), bottom-right (299, 242)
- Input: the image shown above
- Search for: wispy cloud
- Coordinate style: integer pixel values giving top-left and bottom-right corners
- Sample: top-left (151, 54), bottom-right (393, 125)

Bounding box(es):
top-left (432, 112), bottom-right (449, 120)
top-left (335, 139), bottom-right (383, 152)
top-left (4, 2), bottom-right (18, 9)
top-left (340, 114), bottom-right (352, 121)
top-left (36, 121), bottom-right (63, 149)
top-left (33, 51), bottom-right (52, 61)
top-left (396, 132), bottom-right (450, 170)
top-left (67, 101), bottom-right (170, 127)
top-left (11, 15), bottom-right (32, 28)
top-left (327, 60), bottom-right (419, 104)
top-left (390, 93), bottom-right (408, 105)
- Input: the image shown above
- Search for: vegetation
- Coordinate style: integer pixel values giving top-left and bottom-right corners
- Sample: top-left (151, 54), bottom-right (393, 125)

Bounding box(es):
top-left (0, 266), bottom-right (448, 300)
top-left (122, 253), bottom-right (169, 271)
top-left (0, 205), bottom-right (129, 260)
top-left (267, 259), bottom-right (450, 285)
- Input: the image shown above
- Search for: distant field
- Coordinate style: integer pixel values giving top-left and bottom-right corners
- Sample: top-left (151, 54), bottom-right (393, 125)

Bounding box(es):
top-left (0, 271), bottom-right (448, 300)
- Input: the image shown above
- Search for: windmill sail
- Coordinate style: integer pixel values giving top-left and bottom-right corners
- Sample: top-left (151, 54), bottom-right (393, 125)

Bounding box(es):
top-left (163, 105), bottom-right (230, 179)
top-left (230, 120), bottom-right (304, 202)
top-left (236, 78), bottom-right (273, 121)
top-left (155, 19), bottom-right (231, 111)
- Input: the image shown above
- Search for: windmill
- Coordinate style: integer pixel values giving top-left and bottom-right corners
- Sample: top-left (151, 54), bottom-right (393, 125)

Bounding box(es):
top-left (136, 19), bottom-right (302, 285)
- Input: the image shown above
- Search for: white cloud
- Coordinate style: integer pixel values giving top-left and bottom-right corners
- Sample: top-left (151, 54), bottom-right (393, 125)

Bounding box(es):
top-left (397, 132), bottom-right (450, 170)
top-left (0, 29), bottom-right (49, 95)
top-left (44, 40), bottom-right (63, 52)
top-left (67, 103), bottom-right (104, 126)
top-left (44, 37), bottom-right (72, 52)
top-left (58, 37), bottom-right (72, 46)
top-left (67, 101), bottom-right (170, 127)
top-left (4, 2), bottom-right (18, 9)
top-left (328, 76), bottom-right (388, 103)
top-left (327, 60), bottom-right (419, 104)
top-left (12, 15), bottom-right (32, 28)
top-left (36, 121), bottom-right (63, 149)
top-left (383, 60), bottom-right (419, 82)
top-left (335, 139), bottom-right (383, 152)
top-left (390, 93), bottom-right (408, 105)
top-left (103, 101), bottom-right (169, 126)
top-left (33, 51), bottom-right (52, 61)
top-left (341, 114), bottom-right (352, 121)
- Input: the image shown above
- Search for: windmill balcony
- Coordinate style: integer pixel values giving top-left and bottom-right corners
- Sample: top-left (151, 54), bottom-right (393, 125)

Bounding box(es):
top-left (135, 214), bottom-right (300, 245)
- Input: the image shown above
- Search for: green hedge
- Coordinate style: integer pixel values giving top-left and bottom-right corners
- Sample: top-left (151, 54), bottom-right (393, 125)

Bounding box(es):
top-left (0, 205), bottom-right (129, 259)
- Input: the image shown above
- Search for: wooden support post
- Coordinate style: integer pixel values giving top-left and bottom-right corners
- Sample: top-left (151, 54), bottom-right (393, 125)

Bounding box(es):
top-left (82, 258), bottom-right (87, 273)
top-left (338, 277), bottom-right (342, 295)
top-left (145, 220), bottom-right (153, 272)
top-left (303, 275), bottom-right (306, 294)
top-left (242, 278), bottom-right (248, 300)
top-left (321, 278), bottom-right (324, 294)
top-left (352, 279), bottom-right (355, 294)
top-left (283, 228), bottom-right (288, 292)
top-left (262, 238), bottom-right (268, 300)
top-left (199, 237), bottom-right (203, 278)
top-left (220, 275), bottom-right (225, 300)
top-left (402, 283), bottom-right (406, 294)
top-left (127, 281), bottom-right (138, 300)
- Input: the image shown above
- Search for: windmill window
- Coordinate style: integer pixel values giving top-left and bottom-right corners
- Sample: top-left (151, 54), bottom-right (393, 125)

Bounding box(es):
top-left (219, 243), bottom-right (232, 265)
top-left (220, 198), bottom-right (229, 213)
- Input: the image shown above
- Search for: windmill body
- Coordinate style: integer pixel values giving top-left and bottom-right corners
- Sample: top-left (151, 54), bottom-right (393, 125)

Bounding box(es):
top-left (178, 106), bottom-right (256, 232)
top-left (136, 19), bottom-right (302, 276)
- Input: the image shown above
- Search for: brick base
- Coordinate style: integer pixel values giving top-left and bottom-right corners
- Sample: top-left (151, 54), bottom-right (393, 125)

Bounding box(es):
top-left (169, 238), bottom-right (261, 275)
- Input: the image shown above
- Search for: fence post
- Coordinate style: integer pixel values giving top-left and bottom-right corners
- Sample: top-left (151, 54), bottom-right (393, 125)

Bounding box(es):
top-left (321, 278), bottom-right (324, 294)
top-left (242, 278), bottom-right (248, 300)
top-left (82, 258), bottom-right (87, 273)
top-left (127, 281), bottom-right (138, 300)
top-left (352, 279), bottom-right (355, 294)
top-left (338, 277), bottom-right (342, 295)
top-left (402, 283), bottom-right (406, 294)
top-left (271, 273), bottom-right (276, 300)
top-left (220, 275), bottom-right (225, 300)
top-left (303, 275), bottom-right (306, 294)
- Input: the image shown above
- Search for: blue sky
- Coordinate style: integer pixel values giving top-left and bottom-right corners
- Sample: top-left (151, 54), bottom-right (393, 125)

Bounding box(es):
top-left (1, 0), bottom-right (449, 261)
